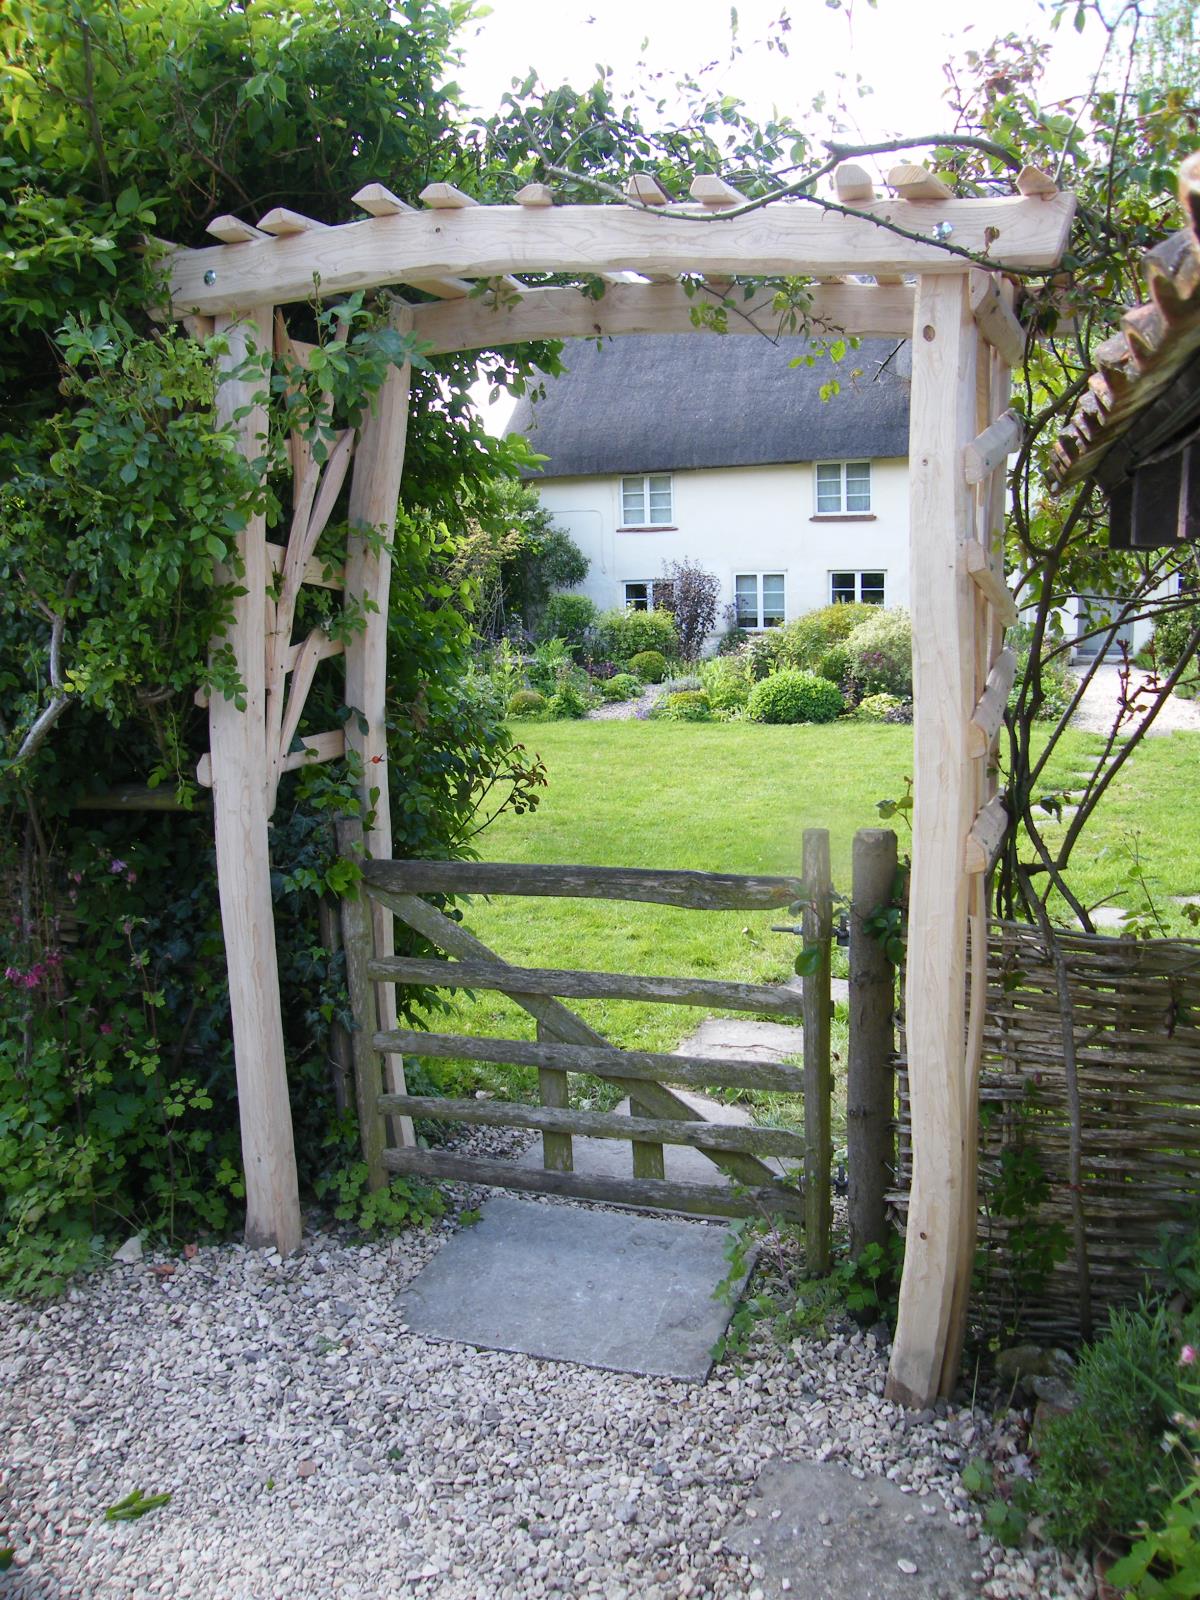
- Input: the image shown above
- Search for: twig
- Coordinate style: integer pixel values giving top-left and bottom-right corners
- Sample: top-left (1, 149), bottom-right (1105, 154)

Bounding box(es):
top-left (824, 133), bottom-right (1020, 170)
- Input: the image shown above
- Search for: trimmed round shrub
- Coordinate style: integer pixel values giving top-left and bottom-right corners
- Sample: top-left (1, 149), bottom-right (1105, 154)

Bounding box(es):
top-left (747, 671), bottom-right (844, 724)
top-left (662, 690), bottom-right (712, 722)
top-left (629, 649), bottom-right (668, 683)
top-left (844, 607), bottom-right (913, 698)
top-left (507, 688), bottom-right (546, 717)
top-left (597, 607), bottom-right (679, 664)
top-left (600, 672), bottom-right (642, 702)
top-left (855, 692), bottom-right (903, 722)
top-left (775, 602), bottom-right (877, 670)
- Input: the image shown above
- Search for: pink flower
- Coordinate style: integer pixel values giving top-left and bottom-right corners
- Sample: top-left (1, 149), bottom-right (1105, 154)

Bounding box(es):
top-left (109, 858), bottom-right (127, 875)
top-left (99, 1023), bottom-right (113, 1036)
top-left (1182, 1346), bottom-right (1197, 1367)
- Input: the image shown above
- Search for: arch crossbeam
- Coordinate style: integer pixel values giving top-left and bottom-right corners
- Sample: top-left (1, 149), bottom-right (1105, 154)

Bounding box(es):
top-left (167, 193), bottom-right (1075, 316)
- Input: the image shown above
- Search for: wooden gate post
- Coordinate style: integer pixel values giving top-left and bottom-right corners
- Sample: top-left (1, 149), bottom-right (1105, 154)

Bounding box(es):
top-left (847, 828), bottom-right (898, 1257)
top-left (886, 273), bottom-right (980, 1406)
top-left (802, 828), bottom-right (833, 1275)
top-left (344, 305), bottom-right (416, 1151)
top-left (211, 308), bottom-right (302, 1255)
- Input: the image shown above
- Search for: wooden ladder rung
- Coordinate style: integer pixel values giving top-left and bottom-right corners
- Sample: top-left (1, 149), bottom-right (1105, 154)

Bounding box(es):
top-left (964, 541), bottom-right (1019, 626)
top-left (967, 648), bottom-right (1018, 757)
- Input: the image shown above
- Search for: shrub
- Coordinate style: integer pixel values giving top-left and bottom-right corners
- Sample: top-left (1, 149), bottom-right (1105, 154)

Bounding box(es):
top-left (775, 603), bottom-right (877, 671)
top-left (844, 608), bottom-right (913, 698)
top-left (629, 649), bottom-right (669, 683)
top-left (1031, 1303), bottom-right (1200, 1550)
top-left (1150, 605), bottom-right (1198, 671)
top-left (718, 626), bottom-right (749, 655)
top-left (656, 559), bottom-right (722, 661)
top-left (662, 674), bottom-right (704, 694)
top-left (547, 680), bottom-right (589, 719)
top-left (597, 608), bottom-right (679, 664)
top-left (855, 692), bottom-right (904, 722)
top-left (662, 690), bottom-right (712, 722)
top-left (600, 673), bottom-right (642, 702)
top-left (747, 671), bottom-right (844, 724)
top-left (507, 688), bottom-right (546, 717)
top-left (541, 592), bottom-right (597, 651)
top-left (699, 655), bottom-right (752, 711)
top-left (817, 644), bottom-right (851, 687)
top-left (527, 636), bottom-right (572, 694)
top-left (738, 631), bottom-right (784, 680)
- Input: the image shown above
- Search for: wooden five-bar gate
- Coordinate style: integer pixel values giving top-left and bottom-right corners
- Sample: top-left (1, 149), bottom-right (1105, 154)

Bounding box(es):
top-left (336, 824), bottom-right (856, 1254)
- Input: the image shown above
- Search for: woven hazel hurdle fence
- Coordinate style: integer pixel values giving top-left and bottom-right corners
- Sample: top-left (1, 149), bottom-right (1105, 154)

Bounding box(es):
top-left (892, 921), bottom-right (1200, 1344)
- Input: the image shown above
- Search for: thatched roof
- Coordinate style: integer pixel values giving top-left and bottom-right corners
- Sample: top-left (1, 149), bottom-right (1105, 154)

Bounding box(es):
top-left (506, 334), bottom-right (911, 478)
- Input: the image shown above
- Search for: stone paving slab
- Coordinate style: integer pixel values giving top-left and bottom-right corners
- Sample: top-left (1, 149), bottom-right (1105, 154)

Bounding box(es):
top-left (676, 1017), bottom-right (804, 1061)
top-left (396, 1195), bottom-right (749, 1381)
top-left (724, 1459), bottom-right (980, 1600)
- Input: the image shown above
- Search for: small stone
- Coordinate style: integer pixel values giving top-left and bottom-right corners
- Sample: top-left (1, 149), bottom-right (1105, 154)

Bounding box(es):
top-left (897, 1558), bottom-right (919, 1576)
top-left (113, 1235), bottom-right (144, 1264)
top-left (297, 1459), bottom-right (317, 1478)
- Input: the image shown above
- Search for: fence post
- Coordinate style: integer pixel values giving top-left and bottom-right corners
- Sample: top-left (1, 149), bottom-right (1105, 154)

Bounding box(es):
top-left (848, 828), bottom-right (899, 1257)
top-left (802, 828), bottom-right (832, 1275)
top-left (335, 817), bottom-right (387, 1192)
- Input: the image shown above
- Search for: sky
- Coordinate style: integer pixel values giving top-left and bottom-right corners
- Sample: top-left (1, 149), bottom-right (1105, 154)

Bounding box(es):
top-left (452, 0), bottom-right (1127, 430)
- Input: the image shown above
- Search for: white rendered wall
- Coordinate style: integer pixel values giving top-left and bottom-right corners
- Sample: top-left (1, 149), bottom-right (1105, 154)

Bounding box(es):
top-left (531, 459), bottom-right (910, 643)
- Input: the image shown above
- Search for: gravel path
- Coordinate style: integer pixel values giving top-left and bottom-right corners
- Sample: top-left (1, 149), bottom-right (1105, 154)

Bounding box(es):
top-left (1069, 662), bottom-right (1200, 736)
top-left (1, 1179), bottom-right (1093, 1600)
top-left (586, 687), bottom-right (658, 721)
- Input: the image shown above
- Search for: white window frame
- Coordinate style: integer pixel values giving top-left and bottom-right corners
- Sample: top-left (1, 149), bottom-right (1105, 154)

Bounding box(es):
top-left (814, 460), bottom-right (872, 516)
top-left (619, 473), bottom-right (674, 528)
top-left (622, 580), bottom-right (659, 611)
top-left (734, 572), bottom-right (786, 631)
top-left (829, 570), bottom-right (887, 606)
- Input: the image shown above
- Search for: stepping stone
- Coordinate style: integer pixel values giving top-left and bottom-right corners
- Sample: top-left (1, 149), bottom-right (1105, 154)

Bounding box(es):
top-left (785, 975), bottom-right (851, 1005)
top-left (676, 1016), bottom-right (803, 1062)
top-left (396, 1195), bottom-right (750, 1381)
top-left (1090, 906), bottom-right (1130, 929)
top-left (724, 1459), bottom-right (980, 1600)
top-left (1171, 895), bottom-right (1200, 908)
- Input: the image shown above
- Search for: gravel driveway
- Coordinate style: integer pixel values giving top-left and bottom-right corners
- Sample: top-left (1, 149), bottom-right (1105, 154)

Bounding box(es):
top-left (1069, 662), bottom-right (1200, 737)
top-left (1, 1190), bottom-right (1092, 1600)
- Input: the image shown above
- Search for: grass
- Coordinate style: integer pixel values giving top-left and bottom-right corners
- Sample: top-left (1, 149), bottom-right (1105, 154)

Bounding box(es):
top-left (409, 718), bottom-right (1200, 1116)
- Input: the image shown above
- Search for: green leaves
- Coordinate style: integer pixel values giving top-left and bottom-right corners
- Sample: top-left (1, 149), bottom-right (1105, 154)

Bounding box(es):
top-left (104, 1489), bottom-right (172, 1522)
top-left (793, 944), bottom-right (824, 978)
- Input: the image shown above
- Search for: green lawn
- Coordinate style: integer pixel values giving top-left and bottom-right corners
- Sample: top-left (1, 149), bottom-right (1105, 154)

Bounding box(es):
top-left (409, 719), bottom-right (1200, 1107)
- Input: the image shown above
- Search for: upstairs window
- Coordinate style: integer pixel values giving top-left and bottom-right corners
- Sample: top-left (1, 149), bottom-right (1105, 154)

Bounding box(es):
top-left (830, 570), bottom-right (886, 605)
top-left (735, 573), bottom-right (786, 630)
top-left (620, 474), bottom-right (673, 527)
top-left (815, 461), bottom-right (872, 515)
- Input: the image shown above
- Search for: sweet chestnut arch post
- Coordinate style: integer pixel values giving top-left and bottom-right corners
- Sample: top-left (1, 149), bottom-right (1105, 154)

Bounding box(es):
top-left (165, 166), bottom-right (1074, 1406)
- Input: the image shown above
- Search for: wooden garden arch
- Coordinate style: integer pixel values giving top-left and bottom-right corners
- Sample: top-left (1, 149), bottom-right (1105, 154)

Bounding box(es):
top-left (164, 165), bottom-right (1076, 1407)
